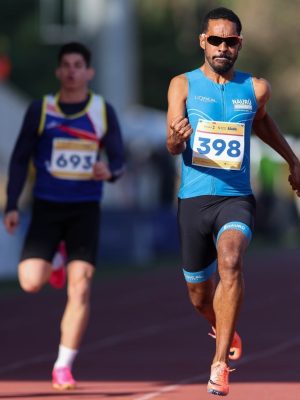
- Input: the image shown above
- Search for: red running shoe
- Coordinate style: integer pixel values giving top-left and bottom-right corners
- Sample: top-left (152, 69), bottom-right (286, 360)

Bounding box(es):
top-left (49, 242), bottom-right (67, 289)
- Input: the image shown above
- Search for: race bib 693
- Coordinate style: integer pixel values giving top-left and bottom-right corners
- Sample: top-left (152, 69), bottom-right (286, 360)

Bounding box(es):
top-left (49, 138), bottom-right (98, 180)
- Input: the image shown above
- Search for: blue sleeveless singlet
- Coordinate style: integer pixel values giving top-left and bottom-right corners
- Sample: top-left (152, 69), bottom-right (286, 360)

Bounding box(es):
top-left (178, 68), bottom-right (258, 198)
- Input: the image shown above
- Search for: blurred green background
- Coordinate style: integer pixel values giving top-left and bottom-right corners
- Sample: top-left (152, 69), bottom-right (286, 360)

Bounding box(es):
top-left (2, 0), bottom-right (300, 133)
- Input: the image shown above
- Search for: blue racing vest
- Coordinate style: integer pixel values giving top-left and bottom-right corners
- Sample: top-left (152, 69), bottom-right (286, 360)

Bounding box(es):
top-left (33, 92), bottom-right (107, 202)
top-left (178, 68), bottom-right (258, 198)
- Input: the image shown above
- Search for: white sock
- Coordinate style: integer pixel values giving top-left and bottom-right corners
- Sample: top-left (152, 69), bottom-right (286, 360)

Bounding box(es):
top-left (53, 345), bottom-right (78, 369)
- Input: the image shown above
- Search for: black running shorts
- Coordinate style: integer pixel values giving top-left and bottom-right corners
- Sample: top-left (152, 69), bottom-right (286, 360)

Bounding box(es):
top-left (178, 195), bottom-right (256, 281)
top-left (21, 198), bottom-right (101, 266)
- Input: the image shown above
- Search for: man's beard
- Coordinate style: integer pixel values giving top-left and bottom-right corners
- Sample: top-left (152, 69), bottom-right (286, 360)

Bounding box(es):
top-left (207, 54), bottom-right (236, 74)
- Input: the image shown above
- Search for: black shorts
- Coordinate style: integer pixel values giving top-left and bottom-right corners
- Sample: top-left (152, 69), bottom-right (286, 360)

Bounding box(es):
top-left (21, 198), bottom-right (101, 266)
top-left (178, 195), bottom-right (256, 281)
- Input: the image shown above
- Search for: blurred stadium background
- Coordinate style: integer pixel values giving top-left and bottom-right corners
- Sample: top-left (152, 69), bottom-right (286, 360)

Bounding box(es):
top-left (1, 0), bottom-right (300, 279)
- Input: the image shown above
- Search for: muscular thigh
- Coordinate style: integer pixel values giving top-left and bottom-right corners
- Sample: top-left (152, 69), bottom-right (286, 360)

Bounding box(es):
top-left (178, 195), bottom-right (255, 283)
top-left (178, 197), bottom-right (217, 273)
top-left (214, 195), bottom-right (256, 246)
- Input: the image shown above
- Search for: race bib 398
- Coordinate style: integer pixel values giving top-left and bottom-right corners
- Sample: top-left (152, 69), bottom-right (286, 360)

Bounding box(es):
top-left (192, 120), bottom-right (245, 170)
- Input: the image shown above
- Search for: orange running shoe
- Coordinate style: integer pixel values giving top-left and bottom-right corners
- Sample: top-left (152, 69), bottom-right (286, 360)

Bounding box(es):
top-left (52, 366), bottom-right (76, 390)
top-left (208, 327), bottom-right (242, 361)
top-left (229, 331), bottom-right (242, 360)
top-left (49, 242), bottom-right (67, 289)
top-left (207, 361), bottom-right (231, 396)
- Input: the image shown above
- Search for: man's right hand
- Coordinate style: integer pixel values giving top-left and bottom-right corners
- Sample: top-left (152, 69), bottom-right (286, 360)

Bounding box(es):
top-left (170, 116), bottom-right (193, 144)
top-left (4, 210), bottom-right (19, 234)
top-left (167, 115), bottom-right (193, 155)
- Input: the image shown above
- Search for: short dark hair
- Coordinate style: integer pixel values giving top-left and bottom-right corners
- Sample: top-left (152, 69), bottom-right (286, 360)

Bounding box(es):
top-left (58, 42), bottom-right (91, 67)
top-left (201, 7), bottom-right (242, 35)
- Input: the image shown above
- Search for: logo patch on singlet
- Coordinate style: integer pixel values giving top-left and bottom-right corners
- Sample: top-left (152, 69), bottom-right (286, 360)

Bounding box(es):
top-left (45, 121), bottom-right (62, 130)
top-left (194, 95), bottom-right (217, 103)
top-left (232, 99), bottom-right (252, 111)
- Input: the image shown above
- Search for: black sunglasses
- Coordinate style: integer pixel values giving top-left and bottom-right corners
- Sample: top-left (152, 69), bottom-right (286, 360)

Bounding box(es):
top-left (206, 35), bottom-right (241, 47)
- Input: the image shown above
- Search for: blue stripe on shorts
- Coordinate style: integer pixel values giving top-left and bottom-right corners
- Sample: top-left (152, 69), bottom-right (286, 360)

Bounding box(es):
top-left (183, 260), bottom-right (217, 283)
top-left (216, 221), bottom-right (252, 244)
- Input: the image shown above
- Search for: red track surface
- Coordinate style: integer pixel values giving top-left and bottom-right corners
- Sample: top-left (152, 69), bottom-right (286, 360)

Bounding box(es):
top-left (1, 247), bottom-right (300, 399)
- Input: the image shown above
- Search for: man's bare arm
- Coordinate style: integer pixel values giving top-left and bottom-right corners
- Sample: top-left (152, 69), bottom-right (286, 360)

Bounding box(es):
top-left (167, 75), bottom-right (193, 155)
top-left (253, 77), bottom-right (300, 196)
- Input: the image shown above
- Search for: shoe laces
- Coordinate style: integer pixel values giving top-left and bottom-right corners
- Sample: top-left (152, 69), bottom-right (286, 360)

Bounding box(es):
top-left (208, 326), bottom-right (216, 340)
top-left (211, 362), bottom-right (235, 384)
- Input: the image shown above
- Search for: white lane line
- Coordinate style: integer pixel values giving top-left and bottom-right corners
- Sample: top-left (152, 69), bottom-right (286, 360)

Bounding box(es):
top-left (134, 374), bottom-right (204, 400)
top-left (0, 353), bottom-right (54, 375)
top-left (134, 334), bottom-right (300, 400)
top-left (0, 315), bottom-right (194, 375)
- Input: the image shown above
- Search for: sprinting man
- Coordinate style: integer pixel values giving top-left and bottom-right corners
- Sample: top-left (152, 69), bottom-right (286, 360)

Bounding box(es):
top-left (167, 7), bottom-right (300, 396)
top-left (4, 42), bottom-right (125, 390)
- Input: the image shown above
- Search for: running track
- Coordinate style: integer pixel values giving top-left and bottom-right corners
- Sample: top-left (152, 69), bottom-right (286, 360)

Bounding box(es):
top-left (1, 247), bottom-right (300, 399)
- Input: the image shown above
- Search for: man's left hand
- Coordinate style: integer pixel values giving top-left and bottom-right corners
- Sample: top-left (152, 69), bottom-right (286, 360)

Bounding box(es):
top-left (93, 161), bottom-right (112, 181)
top-left (288, 161), bottom-right (300, 197)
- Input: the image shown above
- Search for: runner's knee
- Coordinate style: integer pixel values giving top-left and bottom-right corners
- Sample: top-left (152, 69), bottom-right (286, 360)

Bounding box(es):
top-left (188, 286), bottom-right (213, 313)
top-left (18, 260), bottom-right (49, 293)
top-left (67, 264), bottom-right (94, 305)
top-left (186, 278), bottom-right (215, 313)
top-left (19, 273), bottom-right (45, 292)
top-left (68, 278), bottom-right (91, 303)
top-left (220, 250), bottom-right (242, 270)
top-left (218, 250), bottom-right (243, 285)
